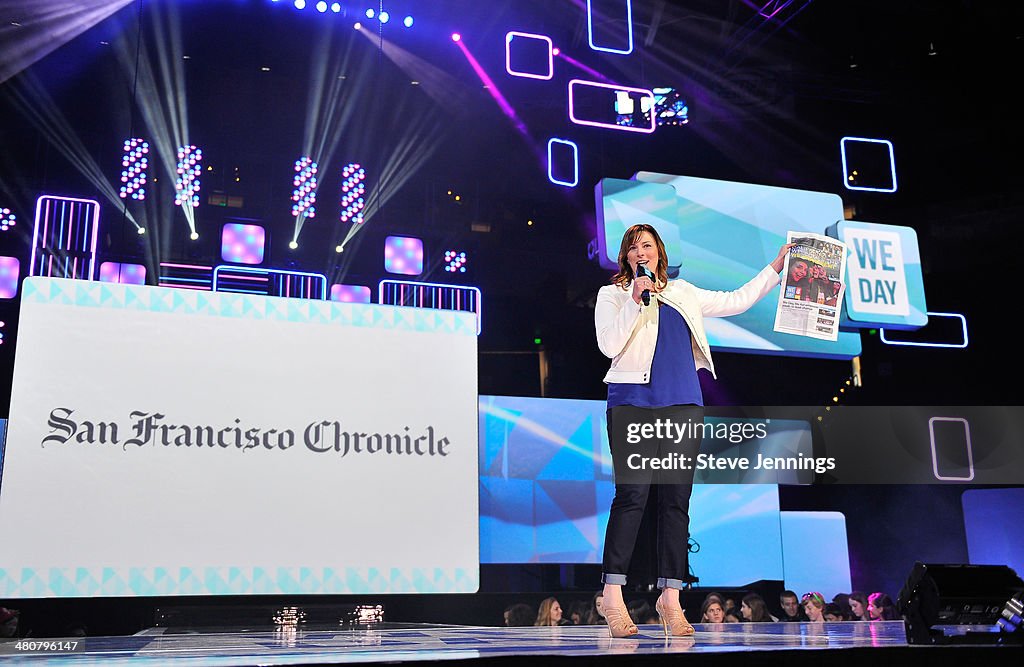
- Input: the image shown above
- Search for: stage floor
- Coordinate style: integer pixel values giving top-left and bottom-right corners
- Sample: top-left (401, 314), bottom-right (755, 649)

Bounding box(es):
top-left (0, 621), bottom-right (914, 665)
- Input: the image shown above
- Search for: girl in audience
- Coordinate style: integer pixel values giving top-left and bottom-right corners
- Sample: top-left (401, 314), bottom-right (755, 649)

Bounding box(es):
top-left (740, 594), bottom-right (774, 622)
top-left (802, 592), bottom-right (826, 623)
top-left (848, 592), bottom-right (869, 621)
top-left (585, 592), bottom-right (605, 625)
top-left (700, 597), bottom-right (727, 623)
top-left (534, 597), bottom-right (564, 626)
top-left (867, 592), bottom-right (898, 620)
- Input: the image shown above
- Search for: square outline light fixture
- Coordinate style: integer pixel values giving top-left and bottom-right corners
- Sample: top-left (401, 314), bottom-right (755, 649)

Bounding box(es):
top-left (0, 256), bottom-right (20, 299)
top-left (330, 284), bottom-right (372, 303)
top-left (586, 0), bottom-right (634, 55)
top-left (221, 223), bottom-right (267, 265)
top-left (98, 261), bottom-right (147, 285)
top-left (928, 417), bottom-right (975, 482)
top-left (505, 31), bottom-right (553, 80)
top-left (840, 136), bottom-right (898, 193)
top-left (384, 235), bottom-right (424, 276)
top-left (547, 138), bottom-right (579, 187)
top-left (880, 312), bottom-right (968, 349)
top-left (569, 79), bottom-right (656, 133)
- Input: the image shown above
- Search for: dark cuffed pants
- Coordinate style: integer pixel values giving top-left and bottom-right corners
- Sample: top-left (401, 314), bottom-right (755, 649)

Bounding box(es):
top-left (601, 404), bottom-right (704, 590)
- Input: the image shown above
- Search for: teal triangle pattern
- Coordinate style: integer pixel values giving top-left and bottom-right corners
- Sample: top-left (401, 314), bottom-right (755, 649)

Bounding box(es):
top-left (322, 568), bottom-right (345, 593)
top-left (76, 567), bottom-right (101, 596)
top-left (252, 567), bottom-right (274, 594)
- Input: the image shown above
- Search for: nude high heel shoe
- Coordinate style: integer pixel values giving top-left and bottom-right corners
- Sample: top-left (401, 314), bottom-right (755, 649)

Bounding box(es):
top-left (603, 599), bottom-right (639, 638)
top-left (655, 596), bottom-right (695, 637)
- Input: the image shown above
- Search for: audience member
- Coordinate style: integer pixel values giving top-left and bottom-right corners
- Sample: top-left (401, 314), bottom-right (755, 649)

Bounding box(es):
top-left (740, 594), bottom-right (774, 622)
top-left (504, 603), bottom-right (535, 627)
top-left (534, 598), bottom-right (564, 626)
top-left (867, 592), bottom-right (898, 621)
top-left (700, 596), bottom-right (727, 623)
top-left (779, 590), bottom-right (804, 622)
top-left (802, 592), bottom-right (826, 623)
top-left (627, 600), bottom-right (659, 625)
top-left (0, 608), bottom-right (18, 638)
top-left (823, 603), bottom-right (845, 622)
top-left (566, 600), bottom-right (589, 626)
top-left (848, 592), bottom-right (869, 621)
top-left (585, 592), bottom-right (605, 625)
top-left (832, 593), bottom-right (853, 620)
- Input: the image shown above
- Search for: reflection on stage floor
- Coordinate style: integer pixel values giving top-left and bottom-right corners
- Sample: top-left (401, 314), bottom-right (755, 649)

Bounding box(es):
top-left (1, 621), bottom-right (913, 665)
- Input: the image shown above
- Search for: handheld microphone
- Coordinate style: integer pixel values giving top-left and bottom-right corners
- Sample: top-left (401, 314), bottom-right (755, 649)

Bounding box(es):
top-left (636, 264), bottom-right (653, 306)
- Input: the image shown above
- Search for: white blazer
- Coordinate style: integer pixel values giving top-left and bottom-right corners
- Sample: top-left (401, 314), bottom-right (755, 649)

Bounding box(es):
top-left (595, 265), bottom-right (781, 382)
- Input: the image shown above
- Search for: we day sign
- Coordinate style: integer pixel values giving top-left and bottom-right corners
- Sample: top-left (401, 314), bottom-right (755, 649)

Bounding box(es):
top-left (847, 227), bottom-right (910, 316)
top-left (827, 219), bottom-right (928, 329)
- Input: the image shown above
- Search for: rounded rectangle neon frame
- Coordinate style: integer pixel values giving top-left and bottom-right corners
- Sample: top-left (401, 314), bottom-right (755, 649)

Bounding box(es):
top-left (879, 311), bottom-right (967, 349)
top-left (32, 195), bottom-right (101, 281)
top-left (213, 265), bottom-right (328, 300)
top-left (840, 136), bottom-right (898, 193)
top-left (547, 138), bottom-right (579, 187)
top-left (505, 31), bottom-right (553, 80)
top-left (928, 417), bottom-right (974, 481)
top-left (587, 0), bottom-right (634, 55)
top-left (378, 279), bottom-right (482, 335)
top-left (568, 79), bottom-right (655, 133)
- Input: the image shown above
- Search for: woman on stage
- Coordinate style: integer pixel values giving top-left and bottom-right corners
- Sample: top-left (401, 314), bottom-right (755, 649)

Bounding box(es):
top-left (594, 223), bottom-right (792, 638)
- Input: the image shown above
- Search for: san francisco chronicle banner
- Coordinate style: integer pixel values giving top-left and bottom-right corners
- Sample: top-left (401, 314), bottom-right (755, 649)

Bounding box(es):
top-left (0, 278), bottom-right (479, 597)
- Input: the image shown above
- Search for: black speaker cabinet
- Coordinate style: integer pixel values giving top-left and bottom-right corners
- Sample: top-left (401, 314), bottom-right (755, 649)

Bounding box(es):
top-left (899, 562), bottom-right (1024, 644)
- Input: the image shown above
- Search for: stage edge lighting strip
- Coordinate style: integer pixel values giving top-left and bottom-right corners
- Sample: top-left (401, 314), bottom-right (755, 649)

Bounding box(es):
top-left (928, 417), bottom-right (974, 482)
top-left (547, 138), bottom-right (579, 187)
top-left (31, 196), bottom-right (101, 280)
top-left (840, 136), bottom-right (898, 193)
top-left (586, 0), bottom-right (634, 55)
top-left (378, 280), bottom-right (482, 335)
top-left (568, 79), bottom-right (655, 133)
top-left (213, 265), bottom-right (328, 300)
top-left (505, 31), bottom-right (554, 80)
top-left (879, 312), bottom-right (968, 349)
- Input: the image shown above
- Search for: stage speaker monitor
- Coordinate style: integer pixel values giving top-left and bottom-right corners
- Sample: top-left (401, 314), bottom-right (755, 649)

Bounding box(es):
top-left (898, 562), bottom-right (1024, 644)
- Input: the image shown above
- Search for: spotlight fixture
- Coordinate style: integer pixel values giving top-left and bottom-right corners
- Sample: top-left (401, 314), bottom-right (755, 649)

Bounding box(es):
top-left (137, 227), bottom-right (146, 235)
top-left (354, 21), bottom-right (361, 29)
top-left (315, 1), bottom-right (327, 12)
top-left (451, 33), bottom-right (461, 42)
top-left (190, 232), bottom-right (199, 240)
top-left (403, 15), bottom-right (413, 28)
top-left (294, 0), bottom-right (306, 9)
top-left (331, 2), bottom-right (341, 12)
top-left (365, 8), bottom-right (374, 18)
top-left (379, 11), bottom-right (389, 23)
top-left (289, 241), bottom-right (299, 249)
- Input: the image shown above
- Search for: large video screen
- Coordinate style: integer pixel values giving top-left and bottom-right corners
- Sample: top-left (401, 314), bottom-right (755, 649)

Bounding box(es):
top-left (596, 174), bottom-right (861, 359)
top-left (478, 395), bottom-right (819, 586)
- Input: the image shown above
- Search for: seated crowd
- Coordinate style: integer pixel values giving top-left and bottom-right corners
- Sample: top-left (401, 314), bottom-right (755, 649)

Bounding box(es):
top-left (503, 589), bottom-right (900, 627)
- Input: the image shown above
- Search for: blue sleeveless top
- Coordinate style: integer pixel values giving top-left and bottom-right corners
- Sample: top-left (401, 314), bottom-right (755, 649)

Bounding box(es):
top-left (607, 302), bottom-right (704, 408)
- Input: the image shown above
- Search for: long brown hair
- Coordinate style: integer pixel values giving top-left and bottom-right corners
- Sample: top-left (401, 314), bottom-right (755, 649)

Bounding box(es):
top-left (610, 224), bottom-right (670, 289)
top-left (534, 597), bottom-right (561, 626)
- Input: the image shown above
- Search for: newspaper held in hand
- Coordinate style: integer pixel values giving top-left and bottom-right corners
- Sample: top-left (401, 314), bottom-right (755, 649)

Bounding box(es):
top-left (774, 231), bottom-right (848, 341)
